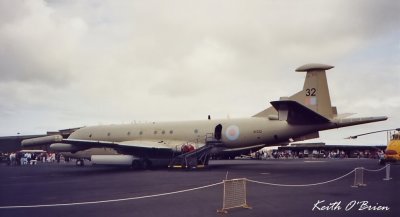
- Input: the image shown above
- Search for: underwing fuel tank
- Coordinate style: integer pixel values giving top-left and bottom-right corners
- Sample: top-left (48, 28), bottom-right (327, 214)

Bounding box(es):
top-left (91, 155), bottom-right (136, 166)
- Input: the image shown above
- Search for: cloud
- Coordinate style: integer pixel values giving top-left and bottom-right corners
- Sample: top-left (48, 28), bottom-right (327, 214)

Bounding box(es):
top-left (0, 1), bottom-right (86, 85)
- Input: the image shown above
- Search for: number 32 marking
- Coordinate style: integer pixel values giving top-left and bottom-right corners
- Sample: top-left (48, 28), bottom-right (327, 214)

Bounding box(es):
top-left (306, 88), bottom-right (316, 96)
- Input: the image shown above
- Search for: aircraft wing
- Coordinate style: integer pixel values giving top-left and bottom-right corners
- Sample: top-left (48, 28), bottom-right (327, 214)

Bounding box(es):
top-left (22, 136), bottom-right (191, 156)
top-left (0, 134), bottom-right (47, 152)
top-left (63, 139), bottom-right (176, 150)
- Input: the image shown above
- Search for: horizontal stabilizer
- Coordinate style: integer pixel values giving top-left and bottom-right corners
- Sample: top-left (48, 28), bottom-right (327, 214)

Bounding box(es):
top-left (270, 100), bottom-right (330, 125)
top-left (333, 116), bottom-right (388, 128)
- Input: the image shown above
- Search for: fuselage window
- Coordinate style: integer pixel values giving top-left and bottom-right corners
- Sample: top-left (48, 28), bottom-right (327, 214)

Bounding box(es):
top-left (154, 130), bottom-right (157, 134)
top-left (162, 130), bottom-right (165, 134)
top-left (127, 131), bottom-right (131, 136)
top-left (194, 129), bottom-right (198, 134)
top-left (89, 134), bottom-right (92, 138)
top-left (107, 132), bottom-right (111, 136)
top-left (139, 131), bottom-right (143, 135)
top-left (170, 130), bottom-right (173, 134)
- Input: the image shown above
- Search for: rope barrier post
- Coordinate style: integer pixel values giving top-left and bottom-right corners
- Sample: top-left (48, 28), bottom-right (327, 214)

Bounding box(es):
top-left (383, 164), bottom-right (392, 181)
top-left (217, 178), bottom-right (251, 214)
top-left (352, 167), bottom-right (366, 187)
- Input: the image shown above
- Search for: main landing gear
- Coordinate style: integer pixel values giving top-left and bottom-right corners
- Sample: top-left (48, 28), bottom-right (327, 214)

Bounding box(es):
top-left (131, 159), bottom-right (152, 170)
top-left (76, 159), bottom-right (85, 166)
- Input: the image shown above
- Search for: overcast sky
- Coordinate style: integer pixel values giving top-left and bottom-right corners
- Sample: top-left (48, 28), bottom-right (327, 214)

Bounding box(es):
top-left (0, 0), bottom-right (399, 145)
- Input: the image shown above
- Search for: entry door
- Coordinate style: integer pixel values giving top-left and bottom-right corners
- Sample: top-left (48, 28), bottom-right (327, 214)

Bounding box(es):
top-left (214, 124), bottom-right (222, 140)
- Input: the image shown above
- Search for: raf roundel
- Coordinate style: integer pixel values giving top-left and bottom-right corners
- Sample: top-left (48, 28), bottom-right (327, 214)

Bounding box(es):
top-left (225, 125), bottom-right (240, 141)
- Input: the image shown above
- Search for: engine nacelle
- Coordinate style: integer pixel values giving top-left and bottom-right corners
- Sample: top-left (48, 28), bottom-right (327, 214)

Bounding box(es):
top-left (91, 155), bottom-right (136, 166)
top-left (49, 143), bottom-right (83, 152)
top-left (22, 135), bottom-right (63, 147)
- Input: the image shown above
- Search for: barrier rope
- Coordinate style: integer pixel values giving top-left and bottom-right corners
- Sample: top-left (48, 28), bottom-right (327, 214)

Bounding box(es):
top-left (247, 164), bottom-right (390, 187)
top-left (247, 169), bottom-right (356, 187)
top-left (362, 164), bottom-right (389, 172)
top-left (0, 181), bottom-right (223, 209)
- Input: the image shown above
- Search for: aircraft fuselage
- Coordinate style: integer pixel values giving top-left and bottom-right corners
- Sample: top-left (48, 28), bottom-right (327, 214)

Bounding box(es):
top-left (69, 117), bottom-right (330, 150)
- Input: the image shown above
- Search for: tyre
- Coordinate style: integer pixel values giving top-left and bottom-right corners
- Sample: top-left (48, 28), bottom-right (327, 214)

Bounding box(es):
top-left (131, 159), bottom-right (141, 169)
top-left (76, 159), bottom-right (84, 166)
top-left (141, 159), bottom-right (152, 170)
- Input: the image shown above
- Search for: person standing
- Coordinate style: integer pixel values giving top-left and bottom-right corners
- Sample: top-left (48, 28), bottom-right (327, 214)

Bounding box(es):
top-left (9, 152), bottom-right (16, 166)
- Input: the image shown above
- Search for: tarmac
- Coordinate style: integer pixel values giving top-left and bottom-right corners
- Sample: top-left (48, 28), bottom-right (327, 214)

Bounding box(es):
top-left (0, 158), bottom-right (398, 217)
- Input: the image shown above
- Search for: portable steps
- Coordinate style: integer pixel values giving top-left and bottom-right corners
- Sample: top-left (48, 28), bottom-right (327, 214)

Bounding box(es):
top-left (169, 133), bottom-right (224, 169)
top-left (168, 144), bottom-right (216, 169)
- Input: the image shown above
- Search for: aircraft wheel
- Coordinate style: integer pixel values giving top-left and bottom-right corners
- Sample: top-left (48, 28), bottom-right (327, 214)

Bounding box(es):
top-left (131, 160), bottom-right (142, 169)
top-left (76, 159), bottom-right (84, 166)
top-left (141, 159), bottom-right (152, 170)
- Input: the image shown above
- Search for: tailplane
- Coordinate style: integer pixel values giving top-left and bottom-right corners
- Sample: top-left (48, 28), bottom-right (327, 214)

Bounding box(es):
top-left (270, 100), bottom-right (330, 125)
top-left (254, 63), bottom-right (337, 119)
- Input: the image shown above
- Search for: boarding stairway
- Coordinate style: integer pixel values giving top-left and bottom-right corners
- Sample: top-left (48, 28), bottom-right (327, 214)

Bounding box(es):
top-left (168, 134), bottom-right (223, 169)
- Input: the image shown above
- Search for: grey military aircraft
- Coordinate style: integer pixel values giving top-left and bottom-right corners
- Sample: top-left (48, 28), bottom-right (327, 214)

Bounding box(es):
top-left (22, 63), bottom-right (387, 169)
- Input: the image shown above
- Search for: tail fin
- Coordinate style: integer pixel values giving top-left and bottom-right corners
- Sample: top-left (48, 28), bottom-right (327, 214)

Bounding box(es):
top-left (291, 63), bottom-right (336, 118)
top-left (253, 63), bottom-right (337, 119)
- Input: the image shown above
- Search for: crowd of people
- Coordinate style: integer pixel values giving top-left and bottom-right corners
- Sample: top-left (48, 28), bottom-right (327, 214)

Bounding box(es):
top-left (253, 149), bottom-right (384, 160)
top-left (1, 151), bottom-right (66, 166)
top-left (1, 148), bottom-right (385, 165)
